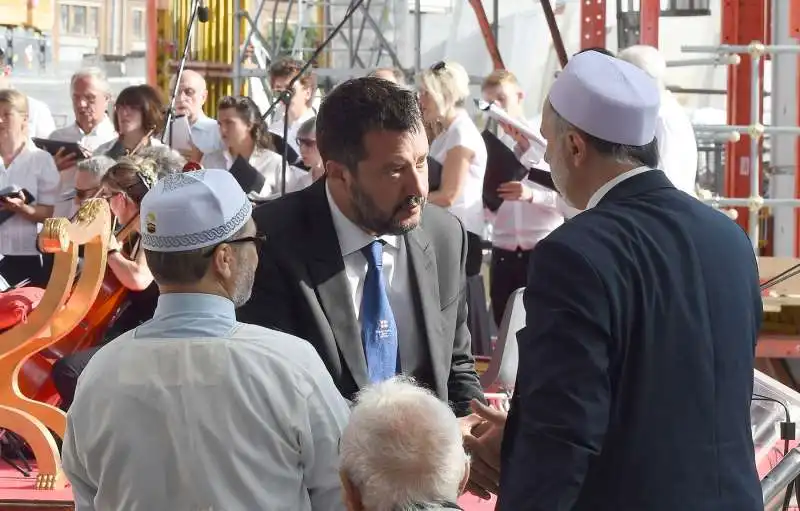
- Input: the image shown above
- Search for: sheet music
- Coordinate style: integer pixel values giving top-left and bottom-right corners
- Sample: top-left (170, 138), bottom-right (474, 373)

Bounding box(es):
top-left (475, 99), bottom-right (547, 164)
top-left (169, 115), bottom-right (193, 152)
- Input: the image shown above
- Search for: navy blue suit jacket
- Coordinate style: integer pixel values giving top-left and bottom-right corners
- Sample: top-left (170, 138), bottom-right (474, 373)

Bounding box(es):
top-left (499, 170), bottom-right (762, 511)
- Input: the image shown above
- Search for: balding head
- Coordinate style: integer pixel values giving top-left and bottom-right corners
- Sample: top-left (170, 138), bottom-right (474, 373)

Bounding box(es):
top-left (339, 377), bottom-right (469, 511)
top-left (172, 70), bottom-right (208, 122)
top-left (618, 45), bottom-right (666, 89)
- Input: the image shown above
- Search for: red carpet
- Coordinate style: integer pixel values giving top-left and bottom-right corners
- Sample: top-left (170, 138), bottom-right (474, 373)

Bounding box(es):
top-left (458, 493), bottom-right (496, 510)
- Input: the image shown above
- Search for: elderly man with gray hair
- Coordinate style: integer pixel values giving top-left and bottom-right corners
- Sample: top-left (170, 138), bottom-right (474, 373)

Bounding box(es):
top-left (73, 155), bottom-right (116, 206)
top-left (340, 377), bottom-right (470, 511)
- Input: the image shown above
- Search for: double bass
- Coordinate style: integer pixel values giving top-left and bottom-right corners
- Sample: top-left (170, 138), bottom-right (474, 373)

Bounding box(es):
top-left (17, 134), bottom-right (154, 406)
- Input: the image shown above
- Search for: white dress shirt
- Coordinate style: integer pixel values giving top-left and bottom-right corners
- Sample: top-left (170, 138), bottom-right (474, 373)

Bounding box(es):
top-left (489, 120), bottom-right (564, 251)
top-left (49, 117), bottom-right (117, 217)
top-left (63, 292), bottom-right (349, 511)
top-left (26, 96), bottom-right (55, 139)
top-left (163, 112), bottom-right (225, 156)
top-left (269, 108), bottom-right (316, 160)
top-left (586, 166), bottom-right (652, 209)
top-left (429, 109), bottom-right (487, 235)
top-left (202, 147), bottom-right (307, 200)
top-left (655, 91), bottom-right (698, 196)
top-left (0, 140), bottom-right (60, 255)
top-left (325, 183), bottom-right (420, 364)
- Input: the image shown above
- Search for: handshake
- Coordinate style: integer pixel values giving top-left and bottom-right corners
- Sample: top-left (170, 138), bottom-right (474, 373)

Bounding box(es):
top-left (460, 398), bottom-right (508, 499)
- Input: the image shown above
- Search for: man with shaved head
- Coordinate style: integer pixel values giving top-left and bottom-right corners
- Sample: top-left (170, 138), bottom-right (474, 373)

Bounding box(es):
top-left (167, 70), bottom-right (224, 162)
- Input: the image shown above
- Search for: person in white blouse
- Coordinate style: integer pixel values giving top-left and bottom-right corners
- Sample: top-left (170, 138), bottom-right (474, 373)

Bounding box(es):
top-left (164, 70), bottom-right (224, 162)
top-left (49, 68), bottom-right (117, 217)
top-left (0, 74), bottom-right (56, 139)
top-left (0, 89), bottom-right (60, 287)
top-left (618, 45), bottom-right (698, 196)
top-left (203, 95), bottom-right (305, 200)
top-left (480, 69), bottom-right (565, 326)
top-left (418, 60), bottom-right (490, 349)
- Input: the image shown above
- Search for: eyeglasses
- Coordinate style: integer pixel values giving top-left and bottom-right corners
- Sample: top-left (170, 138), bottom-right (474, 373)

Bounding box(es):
top-left (203, 233), bottom-right (266, 257)
top-left (75, 186), bottom-right (101, 201)
top-left (296, 137), bottom-right (316, 148)
top-left (431, 61), bottom-right (446, 72)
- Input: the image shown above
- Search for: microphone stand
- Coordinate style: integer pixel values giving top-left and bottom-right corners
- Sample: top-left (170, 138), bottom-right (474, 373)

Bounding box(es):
top-left (161, 0), bottom-right (204, 147)
top-left (260, 0), bottom-right (367, 195)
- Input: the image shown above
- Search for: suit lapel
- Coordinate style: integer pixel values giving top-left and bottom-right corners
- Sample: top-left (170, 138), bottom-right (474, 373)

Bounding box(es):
top-left (404, 225), bottom-right (446, 389)
top-left (303, 180), bottom-right (369, 388)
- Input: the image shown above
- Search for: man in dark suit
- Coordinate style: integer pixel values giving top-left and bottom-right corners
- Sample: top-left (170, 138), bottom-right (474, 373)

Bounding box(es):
top-left (238, 77), bottom-right (484, 419)
top-left (465, 51), bottom-right (762, 510)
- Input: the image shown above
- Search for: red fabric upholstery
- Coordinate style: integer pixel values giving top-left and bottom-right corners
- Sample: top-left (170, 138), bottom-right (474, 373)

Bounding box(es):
top-left (0, 287), bottom-right (45, 330)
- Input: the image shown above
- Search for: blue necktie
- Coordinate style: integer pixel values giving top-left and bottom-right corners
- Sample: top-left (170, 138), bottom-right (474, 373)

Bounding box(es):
top-left (360, 240), bottom-right (398, 383)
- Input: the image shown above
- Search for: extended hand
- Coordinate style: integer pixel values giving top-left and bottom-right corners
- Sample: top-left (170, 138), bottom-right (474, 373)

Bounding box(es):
top-left (1, 195), bottom-right (25, 213)
top-left (53, 147), bottom-right (79, 172)
top-left (497, 181), bottom-right (533, 202)
top-left (180, 143), bottom-right (204, 164)
top-left (499, 121), bottom-right (532, 153)
top-left (463, 399), bottom-right (507, 498)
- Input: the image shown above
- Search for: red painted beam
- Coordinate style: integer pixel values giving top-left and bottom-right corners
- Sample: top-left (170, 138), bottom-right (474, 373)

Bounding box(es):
top-left (145, 0), bottom-right (158, 86)
top-left (580, 0), bottom-right (606, 50)
top-left (639, 0), bottom-right (660, 47)
top-left (467, 0), bottom-right (505, 70)
top-left (723, 0), bottom-right (767, 237)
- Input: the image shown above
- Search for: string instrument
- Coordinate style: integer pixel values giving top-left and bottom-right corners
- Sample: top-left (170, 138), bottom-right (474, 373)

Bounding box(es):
top-left (18, 132), bottom-right (153, 406)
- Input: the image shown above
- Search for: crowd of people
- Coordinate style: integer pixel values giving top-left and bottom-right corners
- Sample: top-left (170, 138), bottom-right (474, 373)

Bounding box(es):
top-left (0, 44), bottom-right (765, 511)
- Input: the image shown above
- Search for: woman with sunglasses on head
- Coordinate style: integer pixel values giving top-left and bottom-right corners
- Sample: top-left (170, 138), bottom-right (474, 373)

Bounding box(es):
top-left (203, 95), bottom-right (307, 200)
top-left (51, 157), bottom-right (162, 411)
top-left (417, 61), bottom-right (491, 352)
top-left (94, 85), bottom-right (165, 159)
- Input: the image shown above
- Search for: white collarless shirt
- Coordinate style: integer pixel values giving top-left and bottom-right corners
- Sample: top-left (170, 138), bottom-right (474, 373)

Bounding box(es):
top-left (490, 118), bottom-right (564, 251)
top-left (325, 183), bottom-right (420, 362)
top-left (656, 91), bottom-right (698, 196)
top-left (586, 166), bottom-right (652, 210)
top-left (201, 147), bottom-right (308, 200)
top-left (49, 117), bottom-right (117, 217)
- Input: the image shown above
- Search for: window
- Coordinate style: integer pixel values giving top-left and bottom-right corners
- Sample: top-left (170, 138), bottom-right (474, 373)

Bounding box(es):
top-left (132, 9), bottom-right (145, 41)
top-left (618, 0), bottom-right (711, 16)
top-left (60, 4), bottom-right (101, 36)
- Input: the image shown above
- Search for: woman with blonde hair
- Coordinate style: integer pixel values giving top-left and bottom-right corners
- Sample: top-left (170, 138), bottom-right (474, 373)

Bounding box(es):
top-left (418, 60), bottom-right (490, 349)
top-left (0, 89), bottom-right (61, 287)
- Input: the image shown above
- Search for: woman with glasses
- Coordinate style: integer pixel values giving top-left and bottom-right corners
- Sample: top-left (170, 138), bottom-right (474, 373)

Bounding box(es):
top-left (293, 116), bottom-right (324, 189)
top-left (51, 157), bottom-right (162, 410)
top-left (94, 85), bottom-right (165, 159)
top-left (203, 96), bottom-right (306, 200)
top-left (0, 89), bottom-right (61, 288)
top-left (417, 61), bottom-right (490, 351)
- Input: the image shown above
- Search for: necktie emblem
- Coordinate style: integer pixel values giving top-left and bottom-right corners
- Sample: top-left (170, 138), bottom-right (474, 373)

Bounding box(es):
top-left (360, 240), bottom-right (398, 382)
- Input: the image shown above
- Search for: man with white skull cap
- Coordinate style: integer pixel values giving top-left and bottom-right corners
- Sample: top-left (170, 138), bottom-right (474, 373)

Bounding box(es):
top-left (464, 51), bottom-right (762, 511)
top-left (62, 169), bottom-right (350, 511)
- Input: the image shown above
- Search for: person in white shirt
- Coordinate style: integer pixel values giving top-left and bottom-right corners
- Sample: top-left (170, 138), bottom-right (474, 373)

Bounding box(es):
top-left (480, 69), bottom-right (564, 326)
top-left (62, 168), bottom-right (350, 511)
top-left (203, 95), bottom-right (306, 200)
top-left (268, 58), bottom-right (318, 162)
top-left (0, 89), bottom-right (60, 287)
top-left (294, 116), bottom-right (325, 190)
top-left (418, 60), bottom-right (490, 348)
top-left (340, 377), bottom-right (470, 511)
top-left (618, 45), bottom-right (698, 196)
top-left (164, 69), bottom-right (224, 162)
top-left (0, 74), bottom-right (56, 139)
top-left (49, 68), bottom-right (117, 217)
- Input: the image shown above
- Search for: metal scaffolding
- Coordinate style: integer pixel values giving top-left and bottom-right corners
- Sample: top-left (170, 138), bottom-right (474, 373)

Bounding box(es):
top-left (231, 0), bottom-right (424, 105)
top-left (686, 42), bottom-right (800, 252)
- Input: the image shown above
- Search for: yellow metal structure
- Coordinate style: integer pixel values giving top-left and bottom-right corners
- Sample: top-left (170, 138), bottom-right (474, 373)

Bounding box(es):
top-left (156, 0), bottom-right (249, 118)
top-left (0, 0), bottom-right (27, 27)
top-left (26, 0), bottom-right (54, 33)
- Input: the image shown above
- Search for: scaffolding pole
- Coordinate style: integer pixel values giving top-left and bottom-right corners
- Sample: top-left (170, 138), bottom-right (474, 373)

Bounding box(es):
top-left (682, 42), bottom-right (800, 252)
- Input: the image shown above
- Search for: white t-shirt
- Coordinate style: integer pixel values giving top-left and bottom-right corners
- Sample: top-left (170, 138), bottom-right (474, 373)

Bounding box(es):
top-left (429, 109), bottom-right (487, 235)
top-left (0, 141), bottom-right (61, 255)
top-left (656, 91), bottom-right (698, 196)
top-left (27, 96), bottom-right (56, 139)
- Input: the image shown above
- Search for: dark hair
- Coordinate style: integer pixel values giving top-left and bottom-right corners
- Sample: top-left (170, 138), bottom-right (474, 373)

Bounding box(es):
top-left (114, 85), bottom-right (165, 134)
top-left (574, 47), bottom-right (615, 58)
top-left (551, 103), bottom-right (659, 168)
top-left (316, 77), bottom-right (422, 171)
top-left (218, 96), bottom-right (275, 151)
top-left (269, 57), bottom-right (317, 91)
top-left (145, 224), bottom-right (247, 285)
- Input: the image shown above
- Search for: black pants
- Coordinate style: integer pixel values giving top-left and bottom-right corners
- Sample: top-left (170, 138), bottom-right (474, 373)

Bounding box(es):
top-left (0, 254), bottom-right (53, 288)
top-left (51, 345), bottom-right (103, 410)
top-left (490, 246), bottom-right (532, 327)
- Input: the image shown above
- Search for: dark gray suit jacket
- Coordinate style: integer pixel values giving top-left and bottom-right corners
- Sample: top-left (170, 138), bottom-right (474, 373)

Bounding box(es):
top-left (237, 178), bottom-right (484, 416)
